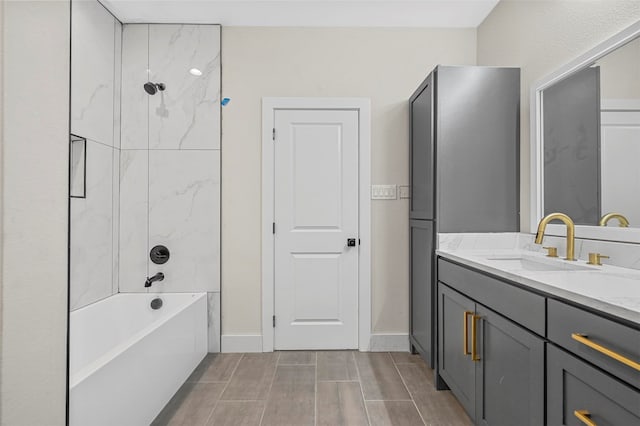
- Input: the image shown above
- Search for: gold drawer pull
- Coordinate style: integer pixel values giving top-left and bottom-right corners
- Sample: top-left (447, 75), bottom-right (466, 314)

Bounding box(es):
top-left (463, 311), bottom-right (473, 355)
top-left (571, 333), bottom-right (640, 371)
top-left (472, 315), bottom-right (481, 361)
top-left (574, 410), bottom-right (597, 426)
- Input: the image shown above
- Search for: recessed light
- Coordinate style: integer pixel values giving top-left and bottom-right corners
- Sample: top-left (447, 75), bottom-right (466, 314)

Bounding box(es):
top-left (189, 68), bottom-right (202, 76)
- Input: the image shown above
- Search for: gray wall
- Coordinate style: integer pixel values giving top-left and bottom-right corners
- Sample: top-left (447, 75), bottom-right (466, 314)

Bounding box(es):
top-left (1, 1), bottom-right (70, 424)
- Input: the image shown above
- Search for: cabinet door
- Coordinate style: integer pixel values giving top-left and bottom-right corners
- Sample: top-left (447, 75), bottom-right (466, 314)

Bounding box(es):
top-left (438, 283), bottom-right (476, 420)
top-left (409, 76), bottom-right (434, 220)
top-left (410, 220), bottom-right (434, 366)
top-left (436, 66), bottom-right (520, 232)
top-left (548, 344), bottom-right (640, 425)
top-left (475, 305), bottom-right (544, 426)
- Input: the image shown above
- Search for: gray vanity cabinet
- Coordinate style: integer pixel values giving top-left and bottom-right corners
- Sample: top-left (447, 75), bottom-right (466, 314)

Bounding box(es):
top-left (474, 305), bottom-right (544, 426)
top-left (547, 299), bottom-right (640, 425)
top-left (409, 66), bottom-right (520, 367)
top-left (438, 284), bottom-right (476, 417)
top-left (437, 257), bottom-right (640, 425)
top-left (548, 299), bottom-right (640, 387)
top-left (438, 283), bottom-right (544, 424)
top-left (547, 344), bottom-right (640, 425)
top-left (410, 220), bottom-right (434, 366)
top-left (410, 77), bottom-right (434, 221)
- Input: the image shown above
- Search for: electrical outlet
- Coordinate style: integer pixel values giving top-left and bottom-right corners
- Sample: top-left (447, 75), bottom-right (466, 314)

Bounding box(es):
top-left (371, 185), bottom-right (397, 200)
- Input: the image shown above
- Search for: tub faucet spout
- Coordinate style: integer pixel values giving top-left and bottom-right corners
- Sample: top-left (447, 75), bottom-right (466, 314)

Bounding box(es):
top-left (145, 272), bottom-right (164, 288)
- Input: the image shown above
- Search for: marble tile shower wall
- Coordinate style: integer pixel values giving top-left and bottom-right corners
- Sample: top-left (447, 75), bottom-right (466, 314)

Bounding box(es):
top-left (119, 24), bottom-right (221, 351)
top-left (70, 0), bottom-right (122, 311)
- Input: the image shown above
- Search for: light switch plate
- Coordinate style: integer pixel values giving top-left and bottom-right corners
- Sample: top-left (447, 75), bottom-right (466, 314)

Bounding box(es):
top-left (371, 184), bottom-right (397, 200)
top-left (399, 185), bottom-right (410, 199)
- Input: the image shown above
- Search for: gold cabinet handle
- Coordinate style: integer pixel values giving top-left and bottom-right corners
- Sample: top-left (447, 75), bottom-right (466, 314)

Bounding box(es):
top-left (463, 311), bottom-right (473, 355)
top-left (571, 333), bottom-right (640, 371)
top-left (574, 410), bottom-right (597, 426)
top-left (472, 315), bottom-right (481, 361)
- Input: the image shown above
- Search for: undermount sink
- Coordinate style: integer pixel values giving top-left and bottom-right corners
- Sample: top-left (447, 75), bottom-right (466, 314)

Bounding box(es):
top-left (483, 255), bottom-right (594, 272)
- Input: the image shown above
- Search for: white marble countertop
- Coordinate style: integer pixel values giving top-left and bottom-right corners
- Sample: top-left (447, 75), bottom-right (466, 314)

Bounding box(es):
top-left (436, 247), bottom-right (640, 326)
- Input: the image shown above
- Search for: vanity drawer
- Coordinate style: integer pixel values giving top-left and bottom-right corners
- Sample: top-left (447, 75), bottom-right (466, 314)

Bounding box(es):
top-left (547, 344), bottom-right (640, 425)
top-left (548, 299), bottom-right (640, 387)
top-left (437, 259), bottom-right (545, 336)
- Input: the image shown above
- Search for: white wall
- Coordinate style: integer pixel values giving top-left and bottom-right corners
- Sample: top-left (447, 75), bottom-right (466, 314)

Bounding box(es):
top-left (597, 36), bottom-right (640, 99)
top-left (0, 1), bottom-right (4, 392)
top-left (221, 27), bottom-right (477, 336)
top-left (69, 0), bottom-right (122, 310)
top-left (1, 1), bottom-right (70, 425)
top-left (0, 1), bottom-right (4, 417)
top-left (477, 0), bottom-right (640, 231)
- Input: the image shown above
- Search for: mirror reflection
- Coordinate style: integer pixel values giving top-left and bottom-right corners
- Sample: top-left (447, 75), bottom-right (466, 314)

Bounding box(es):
top-left (542, 36), bottom-right (640, 228)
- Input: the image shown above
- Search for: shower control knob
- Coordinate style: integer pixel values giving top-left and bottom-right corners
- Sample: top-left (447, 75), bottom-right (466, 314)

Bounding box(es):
top-left (150, 245), bottom-right (170, 264)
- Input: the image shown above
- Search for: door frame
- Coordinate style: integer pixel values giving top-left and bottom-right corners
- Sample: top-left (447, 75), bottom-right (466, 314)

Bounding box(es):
top-left (261, 97), bottom-right (371, 352)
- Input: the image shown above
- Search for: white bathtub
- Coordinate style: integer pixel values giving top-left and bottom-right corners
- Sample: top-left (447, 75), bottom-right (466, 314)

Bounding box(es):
top-left (69, 292), bottom-right (207, 426)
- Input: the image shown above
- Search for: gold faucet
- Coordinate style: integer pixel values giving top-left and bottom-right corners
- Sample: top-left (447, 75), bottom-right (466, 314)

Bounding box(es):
top-left (534, 213), bottom-right (576, 261)
top-left (599, 212), bottom-right (630, 227)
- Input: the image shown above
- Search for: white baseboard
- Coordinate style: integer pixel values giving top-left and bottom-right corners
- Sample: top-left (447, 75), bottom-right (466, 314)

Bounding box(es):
top-left (369, 333), bottom-right (410, 352)
top-left (221, 333), bottom-right (408, 353)
top-left (221, 335), bottom-right (263, 353)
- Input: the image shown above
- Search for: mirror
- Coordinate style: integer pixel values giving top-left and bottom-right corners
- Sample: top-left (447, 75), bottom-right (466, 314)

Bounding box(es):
top-left (531, 20), bottom-right (640, 242)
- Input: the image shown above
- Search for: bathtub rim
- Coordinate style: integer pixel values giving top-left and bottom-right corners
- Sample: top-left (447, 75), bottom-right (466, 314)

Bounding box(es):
top-left (69, 291), bottom-right (207, 388)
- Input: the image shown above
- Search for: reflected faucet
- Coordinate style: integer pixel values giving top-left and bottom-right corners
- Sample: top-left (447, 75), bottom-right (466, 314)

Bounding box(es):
top-left (534, 213), bottom-right (576, 261)
top-left (145, 272), bottom-right (165, 288)
top-left (599, 212), bottom-right (629, 228)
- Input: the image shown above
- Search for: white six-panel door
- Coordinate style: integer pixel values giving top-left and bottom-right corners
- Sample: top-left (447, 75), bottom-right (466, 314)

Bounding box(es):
top-left (274, 109), bottom-right (359, 350)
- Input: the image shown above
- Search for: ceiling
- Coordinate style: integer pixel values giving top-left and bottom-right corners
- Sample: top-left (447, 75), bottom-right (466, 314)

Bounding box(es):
top-left (99, 0), bottom-right (500, 27)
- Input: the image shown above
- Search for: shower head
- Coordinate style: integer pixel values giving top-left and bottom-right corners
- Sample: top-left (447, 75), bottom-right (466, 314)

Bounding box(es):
top-left (144, 82), bottom-right (166, 95)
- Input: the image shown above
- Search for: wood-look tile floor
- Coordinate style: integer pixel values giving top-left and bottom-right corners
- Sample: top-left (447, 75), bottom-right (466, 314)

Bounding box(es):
top-left (152, 351), bottom-right (471, 426)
